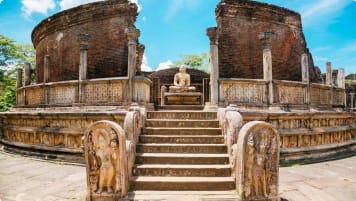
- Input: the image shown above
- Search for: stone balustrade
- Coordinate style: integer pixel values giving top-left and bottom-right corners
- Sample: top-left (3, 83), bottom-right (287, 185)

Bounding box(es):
top-left (219, 79), bottom-right (268, 105)
top-left (16, 77), bottom-right (151, 107)
top-left (218, 78), bottom-right (345, 109)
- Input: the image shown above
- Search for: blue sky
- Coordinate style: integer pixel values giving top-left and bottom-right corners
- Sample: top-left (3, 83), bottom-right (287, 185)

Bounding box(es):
top-left (0, 0), bottom-right (355, 75)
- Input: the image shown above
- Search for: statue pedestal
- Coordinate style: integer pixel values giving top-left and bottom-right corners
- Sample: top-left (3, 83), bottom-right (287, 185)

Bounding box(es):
top-left (163, 92), bottom-right (203, 105)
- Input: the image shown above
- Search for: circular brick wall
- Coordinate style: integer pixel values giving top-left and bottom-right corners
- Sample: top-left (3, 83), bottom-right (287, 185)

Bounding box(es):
top-left (32, 0), bottom-right (139, 83)
top-left (216, 0), bottom-right (319, 81)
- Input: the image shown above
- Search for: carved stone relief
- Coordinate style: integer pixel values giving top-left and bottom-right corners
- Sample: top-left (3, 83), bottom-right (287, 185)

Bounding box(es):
top-left (84, 120), bottom-right (128, 201)
top-left (236, 121), bottom-right (279, 201)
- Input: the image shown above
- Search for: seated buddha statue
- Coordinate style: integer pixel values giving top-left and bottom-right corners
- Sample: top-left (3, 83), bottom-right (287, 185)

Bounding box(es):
top-left (169, 65), bottom-right (196, 93)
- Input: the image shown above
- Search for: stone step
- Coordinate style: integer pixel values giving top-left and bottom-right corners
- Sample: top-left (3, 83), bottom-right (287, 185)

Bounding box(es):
top-left (145, 119), bottom-right (219, 128)
top-left (137, 143), bottom-right (227, 154)
top-left (130, 176), bottom-right (235, 191)
top-left (139, 135), bottom-right (224, 144)
top-left (133, 164), bottom-right (231, 177)
top-left (135, 153), bottom-right (229, 165)
top-left (143, 127), bottom-right (222, 135)
top-left (157, 105), bottom-right (205, 110)
top-left (127, 191), bottom-right (239, 201)
top-left (147, 111), bottom-right (217, 120)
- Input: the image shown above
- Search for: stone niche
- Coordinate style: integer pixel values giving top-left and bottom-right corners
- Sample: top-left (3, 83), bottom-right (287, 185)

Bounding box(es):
top-left (215, 0), bottom-right (319, 81)
top-left (149, 68), bottom-right (209, 92)
top-left (32, 0), bottom-right (143, 83)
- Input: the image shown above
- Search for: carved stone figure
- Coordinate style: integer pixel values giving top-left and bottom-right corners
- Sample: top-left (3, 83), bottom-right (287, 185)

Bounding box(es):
top-left (169, 65), bottom-right (196, 92)
top-left (95, 134), bottom-right (115, 193)
top-left (84, 120), bottom-right (129, 201)
top-left (236, 121), bottom-right (279, 201)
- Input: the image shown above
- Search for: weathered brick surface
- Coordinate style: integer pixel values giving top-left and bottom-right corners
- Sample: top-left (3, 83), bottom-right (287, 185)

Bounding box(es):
top-left (215, 0), bottom-right (319, 81)
top-left (32, 0), bottom-right (143, 83)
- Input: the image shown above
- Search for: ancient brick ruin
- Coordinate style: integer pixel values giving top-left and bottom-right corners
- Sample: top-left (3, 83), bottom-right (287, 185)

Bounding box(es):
top-left (216, 0), bottom-right (319, 81)
top-left (0, 0), bottom-right (355, 200)
top-left (32, 0), bottom-right (143, 83)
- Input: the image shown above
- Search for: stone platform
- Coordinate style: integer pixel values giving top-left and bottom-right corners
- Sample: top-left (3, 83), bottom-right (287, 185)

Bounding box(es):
top-left (163, 92), bottom-right (203, 105)
top-left (1, 150), bottom-right (356, 201)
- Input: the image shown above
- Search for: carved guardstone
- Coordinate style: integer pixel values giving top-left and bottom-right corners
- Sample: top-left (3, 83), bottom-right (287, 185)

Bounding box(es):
top-left (84, 121), bottom-right (128, 201)
top-left (236, 121), bottom-right (280, 201)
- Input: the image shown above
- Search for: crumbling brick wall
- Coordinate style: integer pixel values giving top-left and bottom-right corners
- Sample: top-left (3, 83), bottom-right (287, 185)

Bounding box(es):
top-left (32, 0), bottom-right (143, 83)
top-left (216, 0), bottom-right (319, 82)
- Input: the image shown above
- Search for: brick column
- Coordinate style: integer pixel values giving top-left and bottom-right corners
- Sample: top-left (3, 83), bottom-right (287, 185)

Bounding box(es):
top-left (24, 62), bottom-right (31, 86)
top-left (301, 53), bottom-right (310, 104)
top-left (125, 27), bottom-right (140, 102)
top-left (78, 33), bottom-right (90, 104)
top-left (16, 68), bottom-right (23, 88)
top-left (43, 55), bottom-right (50, 83)
top-left (207, 27), bottom-right (219, 105)
top-left (325, 62), bottom-right (332, 86)
top-left (259, 32), bottom-right (274, 105)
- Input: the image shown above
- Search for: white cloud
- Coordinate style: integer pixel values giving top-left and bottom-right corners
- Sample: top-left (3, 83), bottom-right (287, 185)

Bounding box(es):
top-left (301, 0), bottom-right (350, 25)
top-left (129, 0), bottom-right (142, 12)
top-left (21, 0), bottom-right (56, 17)
top-left (59, 0), bottom-right (141, 11)
top-left (59, 0), bottom-right (98, 10)
top-left (141, 54), bottom-right (152, 72)
top-left (0, 0), bottom-right (3, 4)
top-left (156, 60), bottom-right (173, 71)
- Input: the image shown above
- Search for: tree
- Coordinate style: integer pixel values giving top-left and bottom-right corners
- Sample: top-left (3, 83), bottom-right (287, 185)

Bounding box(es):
top-left (173, 53), bottom-right (209, 72)
top-left (0, 34), bottom-right (35, 111)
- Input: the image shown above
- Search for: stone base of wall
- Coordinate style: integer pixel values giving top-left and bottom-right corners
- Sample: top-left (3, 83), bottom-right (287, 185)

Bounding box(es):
top-left (0, 108), bottom-right (128, 164)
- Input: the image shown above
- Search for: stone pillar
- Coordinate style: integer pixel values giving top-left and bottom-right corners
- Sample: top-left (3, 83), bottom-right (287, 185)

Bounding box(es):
top-left (43, 55), bottom-right (50, 83)
top-left (351, 93), bottom-right (354, 110)
top-left (125, 27), bottom-right (140, 102)
top-left (16, 68), bottom-right (23, 88)
top-left (301, 53), bottom-right (310, 104)
top-left (78, 33), bottom-right (90, 81)
top-left (136, 44), bottom-right (145, 75)
top-left (77, 33), bottom-right (90, 104)
top-left (326, 62), bottom-right (332, 86)
top-left (207, 27), bottom-right (219, 106)
top-left (24, 62), bottom-right (31, 86)
top-left (337, 68), bottom-right (345, 89)
top-left (259, 32), bottom-right (274, 105)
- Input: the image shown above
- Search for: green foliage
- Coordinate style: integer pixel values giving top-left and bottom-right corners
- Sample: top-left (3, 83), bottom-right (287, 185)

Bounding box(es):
top-left (0, 34), bottom-right (36, 111)
top-left (0, 72), bottom-right (16, 112)
top-left (173, 53), bottom-right (209, 72)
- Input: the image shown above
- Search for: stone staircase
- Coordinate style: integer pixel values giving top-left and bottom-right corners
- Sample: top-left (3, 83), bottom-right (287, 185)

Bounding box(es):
top-left (130, 111), bottom-right (235, 191)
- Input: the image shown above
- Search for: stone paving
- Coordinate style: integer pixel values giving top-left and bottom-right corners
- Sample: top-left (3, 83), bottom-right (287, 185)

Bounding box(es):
top-left (0, 151), bottom-right (355, 201)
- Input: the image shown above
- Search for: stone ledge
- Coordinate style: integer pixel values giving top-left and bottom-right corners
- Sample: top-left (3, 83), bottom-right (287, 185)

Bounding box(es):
top-left (0, 139), bottom-right (83, 154)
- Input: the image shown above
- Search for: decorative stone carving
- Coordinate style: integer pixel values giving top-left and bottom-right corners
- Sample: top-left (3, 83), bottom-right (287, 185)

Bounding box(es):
top-left (222, 105), bottom-right (243, 164)
top-left (124, 110), bottom-right (141, 144)
top-left (236, 121), bottom-right (280, 201)
top-left (84, 120), bottom-right (129, 201)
